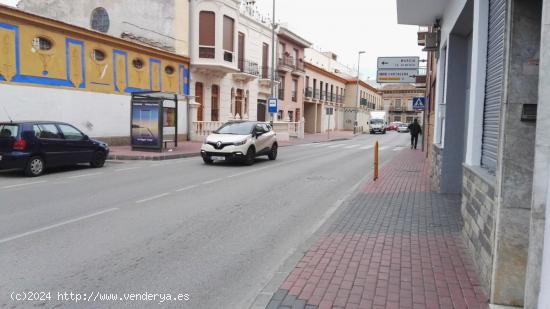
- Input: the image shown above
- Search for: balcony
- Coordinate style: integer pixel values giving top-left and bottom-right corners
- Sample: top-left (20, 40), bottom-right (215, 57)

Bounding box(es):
top-left (233, 58), bottom-right (260, 82)
top-left (292, 61), bottom-right (305, 76)
top-left (258, 66), bottom-right (279, 91)
top-left (313, 89), bottom-right (320, 101)
top-left (277, 55), bottom-right (295, 72)
top-left (360, 98), bottom-right (368, 106)
top-left (305, 87), bottom-right (313, 98)
top-left (193, 46), bottom-right (238, 75)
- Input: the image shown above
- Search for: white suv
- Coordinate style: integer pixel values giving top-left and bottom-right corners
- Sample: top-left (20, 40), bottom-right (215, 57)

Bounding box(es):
top-left (200, 121), bottom-right (278, 165)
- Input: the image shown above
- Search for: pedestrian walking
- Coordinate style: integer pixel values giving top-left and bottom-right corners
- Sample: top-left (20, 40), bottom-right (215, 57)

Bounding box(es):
top-left (408, 119), bottom-right (422, 149)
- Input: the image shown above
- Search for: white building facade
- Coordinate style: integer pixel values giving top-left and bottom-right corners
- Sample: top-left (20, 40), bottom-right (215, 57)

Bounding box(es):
top-left (397, 0), bottom-right (547, 308)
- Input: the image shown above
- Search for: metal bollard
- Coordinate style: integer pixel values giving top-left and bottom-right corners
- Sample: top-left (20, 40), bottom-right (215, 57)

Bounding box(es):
top-left (374, 141), bottom-right (379, 181)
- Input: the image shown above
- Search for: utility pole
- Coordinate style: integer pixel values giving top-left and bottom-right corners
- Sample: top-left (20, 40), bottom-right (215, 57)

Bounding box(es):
top-left (269, 0), bottom-right (276, 124)
top-left (355, 51), bottom-right (365, 134)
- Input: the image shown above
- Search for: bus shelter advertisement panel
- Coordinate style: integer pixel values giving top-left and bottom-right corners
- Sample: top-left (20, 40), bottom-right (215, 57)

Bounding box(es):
top-left (132, 102), bottom-right (161, 148)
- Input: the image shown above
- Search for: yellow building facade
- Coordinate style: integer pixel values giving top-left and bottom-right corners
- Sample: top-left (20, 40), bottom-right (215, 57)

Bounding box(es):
top-left (0, 5), bottom-right (190, 97)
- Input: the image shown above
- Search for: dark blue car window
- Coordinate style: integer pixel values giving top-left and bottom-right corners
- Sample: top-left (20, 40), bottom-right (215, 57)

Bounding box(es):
top-left (0, 124), bottom-right (18, 138)
top-left (57, 124), bottom-right (84, 141)
top-left (36, 124), bottom-right (62, 139)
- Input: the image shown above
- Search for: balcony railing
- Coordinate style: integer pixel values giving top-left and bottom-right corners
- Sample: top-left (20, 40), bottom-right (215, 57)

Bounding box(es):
top-left (305, 87), bottom-right (313, 98)
top-left (294, 61), bottom-right (305, 72)
top-left (313, 89), bottom-right (320, 99)
top-left (238, 58), bottom-right (260, 76)
top-left (278, 55), bottom-right (295, 69)
top-left (360, 98), bottom-right (368, 106)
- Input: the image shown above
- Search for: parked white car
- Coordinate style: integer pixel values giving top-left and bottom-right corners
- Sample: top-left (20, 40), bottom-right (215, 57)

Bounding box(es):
top-left (200, 121), bottom-right (278, 165)
top-left (397, 124), bottom-right (410, 133)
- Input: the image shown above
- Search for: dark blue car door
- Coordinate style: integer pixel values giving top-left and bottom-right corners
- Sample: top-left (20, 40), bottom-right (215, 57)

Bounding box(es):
top-left (56, 124), bottom-right (95, 164)
top-left (33, 124), bottom-right (66, 167)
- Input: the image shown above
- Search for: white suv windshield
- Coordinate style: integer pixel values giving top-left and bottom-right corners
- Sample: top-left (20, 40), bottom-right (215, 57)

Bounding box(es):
top-left (216, 122), bottom-right (255, 135)
top-left (371, 119), bottom-right (384, 125)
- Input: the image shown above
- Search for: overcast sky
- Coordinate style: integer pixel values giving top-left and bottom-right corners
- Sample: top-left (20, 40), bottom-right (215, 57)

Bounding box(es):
top-left (0, 0), bottom-right (424, 79)
top-left (254, 0), bottom-right (424, 79)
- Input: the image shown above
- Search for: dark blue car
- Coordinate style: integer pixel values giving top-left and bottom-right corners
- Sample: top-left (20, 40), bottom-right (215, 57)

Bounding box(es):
top-left (0, 121), bottom-right (109, 177)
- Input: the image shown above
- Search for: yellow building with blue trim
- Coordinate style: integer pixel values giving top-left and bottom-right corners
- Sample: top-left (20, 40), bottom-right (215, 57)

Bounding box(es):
top-left (0, 4), bottom-right (190, 144)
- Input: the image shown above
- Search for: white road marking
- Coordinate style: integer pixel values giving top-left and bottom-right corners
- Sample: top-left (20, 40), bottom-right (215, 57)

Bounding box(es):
top-left (360, 146), bottom-right (374, 150)
top-left (2, 181), bottom-right (46, 189)
top-left (313, 143), bottom-right (328, 148)
top-left (344, 144), bottom-right (360, 149)
top-left (135, 193), bottom-right (170, 204)
top-left (176, 185), bottom-right (198, 192)
top-left (328, 144), bottom-right (343, 148)
top-left (380, 146), bottom-right (389, 151)
top-left (67, 172), bottom-right (102, 179)
top-left (0, 208), bottom-right (119, 244)
top-left (202, 179), bottom-right (222, 185)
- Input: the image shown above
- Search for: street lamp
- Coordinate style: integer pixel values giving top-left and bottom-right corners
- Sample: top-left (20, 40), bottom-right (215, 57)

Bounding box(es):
top-left (269, 0), bottom-right (277, 124)
top-left (355, 51), bottom-right (365, 134)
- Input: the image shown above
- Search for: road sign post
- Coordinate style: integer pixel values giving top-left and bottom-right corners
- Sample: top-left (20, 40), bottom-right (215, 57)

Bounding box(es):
top-left (377, 57), bottom-right (420, 69)
top-left (412, 97), bottom-right (426, 110)
top-left (376, 57), bottom-right (420, 84)
top-left (268, 97), bottom-right (277, 124)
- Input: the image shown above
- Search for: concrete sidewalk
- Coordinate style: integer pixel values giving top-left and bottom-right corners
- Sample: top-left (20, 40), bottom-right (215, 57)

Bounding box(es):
top-left (263, 150), bottom-right (488, 309)
top-left (107, 131), bottom-right (356, 160)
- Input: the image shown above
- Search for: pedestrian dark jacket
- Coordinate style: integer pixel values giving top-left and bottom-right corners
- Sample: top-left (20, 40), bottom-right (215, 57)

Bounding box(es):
top-left (408, 122), bottom-right (422, 136)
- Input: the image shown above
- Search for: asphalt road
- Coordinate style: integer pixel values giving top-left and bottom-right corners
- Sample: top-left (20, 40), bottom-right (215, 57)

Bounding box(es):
top-left (0, 132), bottom-right (412, 309)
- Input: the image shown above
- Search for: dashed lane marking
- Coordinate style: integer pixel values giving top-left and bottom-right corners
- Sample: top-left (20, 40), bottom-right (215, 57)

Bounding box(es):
top-left (0, 208), bottom-right (119, 244)
top-left (135, 193), bottom-right (171, 204)
top-left (2, 181), bottom-right (47, 189)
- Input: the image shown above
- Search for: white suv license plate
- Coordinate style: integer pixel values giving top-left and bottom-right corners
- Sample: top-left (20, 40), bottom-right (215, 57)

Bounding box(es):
top-left (211, 156), bottom-right (225, 161)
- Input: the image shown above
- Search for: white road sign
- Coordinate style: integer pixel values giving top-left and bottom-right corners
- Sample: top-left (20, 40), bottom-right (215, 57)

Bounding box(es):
top-left (376, 69), bottom-right (418, 83)
top-left (377, 57), bottom-right (420, 69)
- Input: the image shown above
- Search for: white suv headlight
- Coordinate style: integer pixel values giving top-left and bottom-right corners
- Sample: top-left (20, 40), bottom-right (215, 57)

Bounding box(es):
top-left (233, 138), bottom-right (249, 146)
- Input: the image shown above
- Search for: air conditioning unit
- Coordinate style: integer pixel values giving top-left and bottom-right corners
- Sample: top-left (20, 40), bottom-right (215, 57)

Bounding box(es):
top-left (423, 32), bottom-right (439, 52)
top-left (417, 32), bottom-right (427, 46)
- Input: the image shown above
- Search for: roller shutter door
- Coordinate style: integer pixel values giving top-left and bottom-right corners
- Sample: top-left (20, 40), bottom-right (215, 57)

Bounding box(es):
top-left (481, 0), bottom-right (507, 172)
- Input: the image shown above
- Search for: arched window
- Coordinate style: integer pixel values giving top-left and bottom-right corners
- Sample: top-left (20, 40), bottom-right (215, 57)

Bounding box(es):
top-left (211, 85), bottom-right (219, 121)
top-left (91, 7), bottom-right (110, 33)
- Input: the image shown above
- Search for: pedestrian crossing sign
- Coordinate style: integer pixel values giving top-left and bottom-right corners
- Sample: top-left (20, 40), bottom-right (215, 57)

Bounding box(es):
top-left (412, 97), bottom-right (426, 110)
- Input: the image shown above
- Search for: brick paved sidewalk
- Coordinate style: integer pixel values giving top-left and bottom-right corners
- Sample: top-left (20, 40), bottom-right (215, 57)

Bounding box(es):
top-left (265, 150), bottom-right (488, 309)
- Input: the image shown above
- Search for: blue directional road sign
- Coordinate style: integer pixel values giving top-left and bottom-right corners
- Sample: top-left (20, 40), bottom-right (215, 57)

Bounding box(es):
top-left (412, 97), bottom-right (426, 110)
top-left (268, 97), bottom-right (278, 113)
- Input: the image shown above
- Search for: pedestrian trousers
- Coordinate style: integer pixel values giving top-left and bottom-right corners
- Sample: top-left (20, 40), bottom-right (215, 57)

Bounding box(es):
top-left (411, 135), bottom-right (419, 149)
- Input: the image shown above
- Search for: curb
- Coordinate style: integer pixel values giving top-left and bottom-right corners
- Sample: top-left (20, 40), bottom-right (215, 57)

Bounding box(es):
top-left (108, 137), bottom-right (355, 160)
top-left (107, 152), bottom-right (200, 161)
